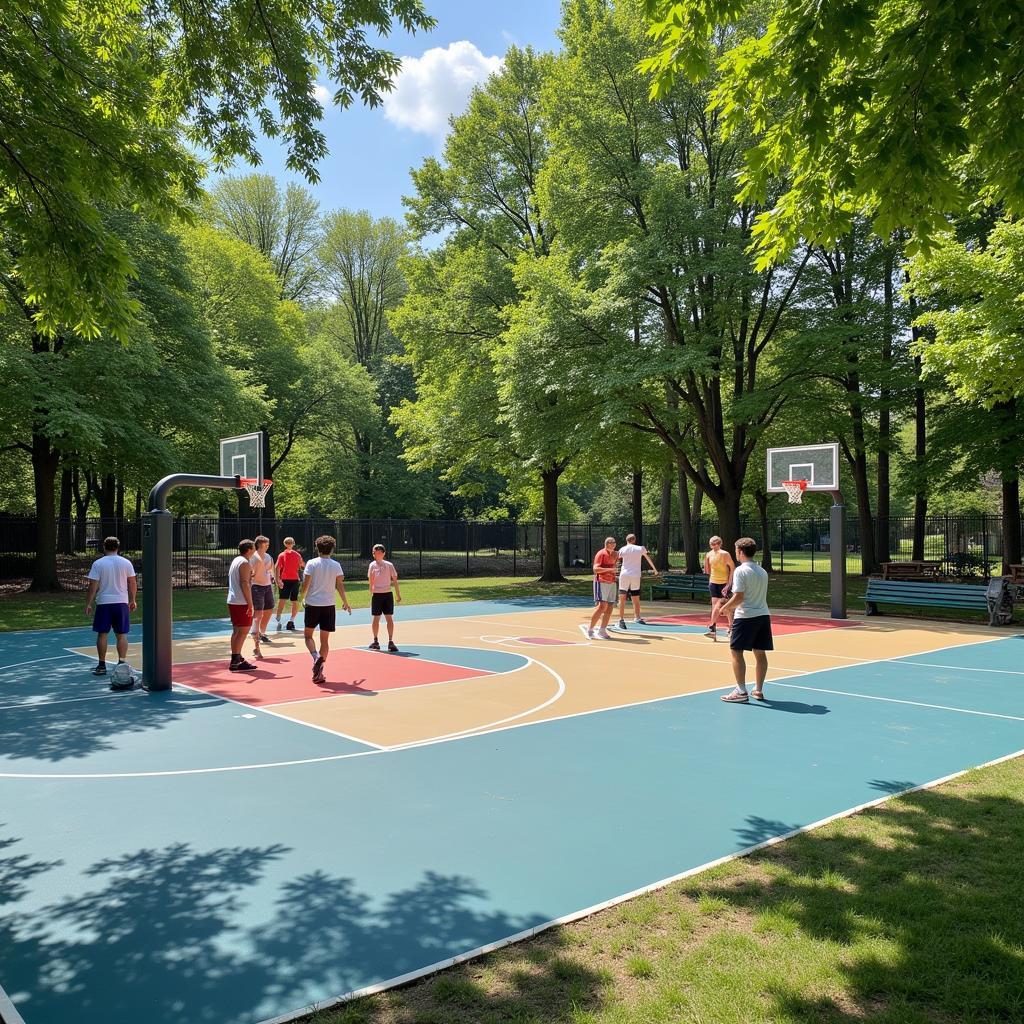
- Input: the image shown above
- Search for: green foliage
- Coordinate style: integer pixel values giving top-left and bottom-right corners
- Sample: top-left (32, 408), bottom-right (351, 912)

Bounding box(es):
top-left (910, 219), bottom-right (1024, 407)
top-left (641, 0), bottom-right (1024, 264)
top-left (1, 0), bottom-right (433, 338)
top-left (206, 175), bottom-right (323, 302)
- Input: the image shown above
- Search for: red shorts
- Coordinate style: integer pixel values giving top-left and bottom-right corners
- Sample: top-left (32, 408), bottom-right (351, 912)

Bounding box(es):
top-left (228, 603), bottom-right (253, 628)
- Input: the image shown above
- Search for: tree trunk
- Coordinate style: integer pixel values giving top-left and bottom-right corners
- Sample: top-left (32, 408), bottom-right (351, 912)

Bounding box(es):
top-left (848, 442), bottom-right (877, 576)
top-left (656, 471), bottom-right (671, 571)
top-left (907, 278), bottom-right (928, 560)
top-left (714, 487), bottom-right (742, 554)
top-left (30, 431), bottom-right (61, 591)
top-left (755, 489), bottom-right (774, 571)
top-left (1002, 472), bottom-right (1021, 573)
top-left (876, 249), bottom-right (894, 562)
top-left (631, 467), bottom-right (643, 541)
top-left (540, 467), bottom-right (565, 582)
top-left (72, 468), bottom-right (89, 550)
top-left (58, 466), bottom-right (73, 554)
top-left (116, 478), bottom-right (125, 521)
top-left (677, 459), bottom-right (701, 574)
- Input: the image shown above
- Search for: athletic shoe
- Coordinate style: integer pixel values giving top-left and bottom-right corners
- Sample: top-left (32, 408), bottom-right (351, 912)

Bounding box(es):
top-left (259, 633), bottom-right (271, 643)
top-left (369, 639), bottom-right (380, 651)
top-left (598, 628), bottom-right (612, 640)
top-left (275, 616), bottom-right (282, 630)
top-left (634, 617), bottom-right (647, 625)
top-left (618, 619), bottom-right (628, 630)
top-left (91, 664), bottom-right (107, 676)
top-left (230, 659), bottom-right (257, 672)
top-left (312, 656), bottom-right (325, 682)
top-left (387, 640), bottom-right (399, 653)
top-left (285, 620), bottom-right (296, 631)
top-left (703, 628), bottom-right (717, 639)
top-left (589, 628), bottom-right (601, 639)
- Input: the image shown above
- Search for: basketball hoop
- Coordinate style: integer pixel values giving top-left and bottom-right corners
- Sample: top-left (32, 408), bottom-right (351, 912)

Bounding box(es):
top-left (781, 479), bottom-right (808, 504)
top-left (240, 477), bottom-right (273, 509)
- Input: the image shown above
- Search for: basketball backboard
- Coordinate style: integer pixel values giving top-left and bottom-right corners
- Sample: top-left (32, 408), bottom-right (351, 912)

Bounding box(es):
top-left (766, 443), bottom-right (840, 493)
top-left (219, 432), bottom-right (264, 483)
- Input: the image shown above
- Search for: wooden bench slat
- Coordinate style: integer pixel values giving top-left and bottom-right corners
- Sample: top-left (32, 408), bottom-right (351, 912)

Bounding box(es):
top-left (864, 578), bottom-right (992, 618)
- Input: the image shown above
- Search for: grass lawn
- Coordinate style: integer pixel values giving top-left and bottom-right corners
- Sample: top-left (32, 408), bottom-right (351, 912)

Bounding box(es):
top-left (315, 755), bottom-right (1024, 1024)
top-left (0, 571), bottom-right (995, 632)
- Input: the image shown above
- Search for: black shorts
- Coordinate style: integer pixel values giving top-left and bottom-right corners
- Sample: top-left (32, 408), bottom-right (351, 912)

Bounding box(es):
top-left (279, 579), bottom-right (300, 601)
top-left (729, 615), bottom-right (774, 651)
top-left (709, 582), bottom-right (727, 599)
top-left (304, 604), bottom-right (336, 632)
top-left (251, 583), bottom-right (275, 611)
top-left (371, 592), bottom-right (395, 617)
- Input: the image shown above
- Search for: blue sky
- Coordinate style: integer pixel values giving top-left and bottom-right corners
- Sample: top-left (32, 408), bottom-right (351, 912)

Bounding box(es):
top-left (246, 0), bottom-right (563, 223)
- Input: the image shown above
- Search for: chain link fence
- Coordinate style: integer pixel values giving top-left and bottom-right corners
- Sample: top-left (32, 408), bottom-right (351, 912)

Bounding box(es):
top-left (0, 513), bottom-right (1013, 590)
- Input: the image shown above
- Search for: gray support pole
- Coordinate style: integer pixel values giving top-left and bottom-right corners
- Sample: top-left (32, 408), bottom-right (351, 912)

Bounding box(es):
top-left (830, 493), bottom-right (847, 619)
top-left (142, 473), bottom-right (239, 692)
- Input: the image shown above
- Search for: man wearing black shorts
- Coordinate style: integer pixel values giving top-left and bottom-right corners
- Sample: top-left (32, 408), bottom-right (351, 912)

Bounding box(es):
top-left (367, 544), bottom-right (401, 652)
top-left (298, 535), bottom-right (351, 683)
top-left (712, 537), bottom-right (773, 704)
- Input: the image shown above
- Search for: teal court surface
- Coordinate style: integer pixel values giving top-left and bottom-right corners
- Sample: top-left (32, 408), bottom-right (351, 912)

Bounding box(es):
top-left (1, 595), bottom-right (1023, 1024)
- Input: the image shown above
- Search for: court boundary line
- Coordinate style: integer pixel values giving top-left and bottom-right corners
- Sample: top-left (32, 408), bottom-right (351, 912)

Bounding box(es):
top-left (3, 631), bottom-right (1013, 780)
top-left (269, 659), bottom-right (533, 710)
top-left (893, 659), bottom-right (1024, 677)
top-left (61, 646), bottom-right (387, 752)
top-left (253, 743), bottom-right (1024, 1024)
top-left (772, 682), bottom-right (1024, 722)
top-left (0, 978), bottom-right (27, 1024)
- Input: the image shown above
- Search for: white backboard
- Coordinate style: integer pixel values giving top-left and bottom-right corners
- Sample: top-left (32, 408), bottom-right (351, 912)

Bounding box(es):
top-left (766, 443), bottom-right (840, 493)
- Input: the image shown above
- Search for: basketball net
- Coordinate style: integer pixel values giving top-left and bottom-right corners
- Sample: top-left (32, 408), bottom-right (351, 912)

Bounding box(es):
top-left (241, 478), bottom-right (273, 509)
top-left (781, 480), bottom-right (807, 504)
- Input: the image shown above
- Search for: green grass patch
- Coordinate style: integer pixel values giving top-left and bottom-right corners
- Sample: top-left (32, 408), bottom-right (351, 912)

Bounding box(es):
top-left (314, 756), bottom-right (1024, 1023)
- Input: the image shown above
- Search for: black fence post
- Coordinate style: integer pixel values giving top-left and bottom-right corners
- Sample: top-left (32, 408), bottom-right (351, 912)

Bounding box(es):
top-left (419, 520), bottom-right (423, 578)
top-left (465, 520), bottom-right (471, 577)
top-left (780, 519), bottom-right (785, 572)
top-left (512, 520), bottom-right (517, 576)
top-left (982, 512), bottom-right (989, 576)
top-left (184, 516), bottom-right (190, 589)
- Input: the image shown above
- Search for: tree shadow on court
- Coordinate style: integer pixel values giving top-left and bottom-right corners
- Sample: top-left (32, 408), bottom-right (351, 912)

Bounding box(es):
top-left (0, 688), bottom-right (218, 762)
top-left (734, 816), bottom-right (805, 846)
top-left (699, 784), bottom-right (1024, 1022)
top-left (0, 830), bottom-right (604, 1024)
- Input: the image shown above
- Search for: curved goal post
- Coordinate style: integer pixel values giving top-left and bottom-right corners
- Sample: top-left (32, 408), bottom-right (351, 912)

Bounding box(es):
top-left (142, 473), bottom-right (241, 691)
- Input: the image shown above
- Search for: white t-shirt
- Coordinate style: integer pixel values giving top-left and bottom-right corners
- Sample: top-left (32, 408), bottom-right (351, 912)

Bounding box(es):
top-left (250, 551), bottom-right (273, 586)
top-left (227, 555), bottom-right (252, 605)
top-left (732, 560), bottom-right (769, 620)
top-left (618, 544), bottom-right (648, 577)
top-left (303, 556), bottom-right (343, 606)
top-left (87, 553), bottom-right (136, 605)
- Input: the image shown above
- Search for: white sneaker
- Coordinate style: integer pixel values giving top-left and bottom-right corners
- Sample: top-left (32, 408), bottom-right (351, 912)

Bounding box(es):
top-left (275, 616), bottom-right (282, 630)
top-left (589, 628), bottom-right (601, 639)
top-left (598, 628), bottom-right (612, 640)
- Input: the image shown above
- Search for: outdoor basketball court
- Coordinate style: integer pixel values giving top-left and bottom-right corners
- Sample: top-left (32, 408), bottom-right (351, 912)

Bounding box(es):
top-left (2, 595), bottom-right (1023, 1024)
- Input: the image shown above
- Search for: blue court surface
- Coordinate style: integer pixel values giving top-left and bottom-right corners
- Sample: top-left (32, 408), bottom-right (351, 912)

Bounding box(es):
top-left (1, 597), bottom-right (1022, 1024)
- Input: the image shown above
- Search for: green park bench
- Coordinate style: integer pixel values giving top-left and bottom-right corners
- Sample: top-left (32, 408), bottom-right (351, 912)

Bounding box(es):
top-left (649, 573), bottom-right (711, 602)
top-left (863, 578), bottom-right (991, 620)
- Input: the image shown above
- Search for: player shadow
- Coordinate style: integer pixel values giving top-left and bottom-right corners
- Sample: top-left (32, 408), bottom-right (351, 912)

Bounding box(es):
top-left (0, 687), bottom-right (212, 763)
top-left (750, 698), bottom-right (830, 715)
top-left (0, 830), bottom-right (606, 1024)
top-left (314, 678), bottom-right (378, 696)
top-left (692, 787), bottom-right (1024, 1021)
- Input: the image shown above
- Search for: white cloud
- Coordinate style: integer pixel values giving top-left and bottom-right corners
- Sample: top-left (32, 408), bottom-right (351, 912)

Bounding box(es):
top-left (312, 83), bottom-right (331, 105)
top-left (383, 41), bottom-right (503, 138)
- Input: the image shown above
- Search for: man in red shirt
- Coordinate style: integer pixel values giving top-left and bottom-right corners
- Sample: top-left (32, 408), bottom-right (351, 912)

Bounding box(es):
top-left (587, 536), bottom-right (619, 640)
top-left (274, 537), bottom-right (306, 631)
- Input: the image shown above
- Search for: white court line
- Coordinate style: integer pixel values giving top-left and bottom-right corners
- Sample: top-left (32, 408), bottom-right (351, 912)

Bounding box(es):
top-left (255, 742), bottom-right (1024, 1024)
top-left (0, 654), bottom-right (80, 672)
top-left (0, 691), bottom-right (142, 712)
top-left (893, 660), bottom-right (1024, 677)
top-left (771, 681), bottom-right (1024, 722)
top-left (61, 646), bottom-right (387, 751)
top-left (2, 625), bottom-right (1014, 780)
top-left (267, 659), bottom-right (533, 710)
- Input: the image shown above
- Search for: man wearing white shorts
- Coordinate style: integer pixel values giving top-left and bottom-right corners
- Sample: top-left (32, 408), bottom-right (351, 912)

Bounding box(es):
top-left (616, 533), bottom-right (659, 629)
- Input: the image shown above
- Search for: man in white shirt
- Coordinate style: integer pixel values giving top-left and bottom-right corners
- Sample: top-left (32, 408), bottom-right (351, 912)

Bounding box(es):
top-left (227, 540), bottom-right (257, 672)
top-left (616, 533), bottom-right (659, 629)
top-left (299, 534), bottom-right (352, 684)
top-left (712, 537), bottom-right (774, 703)
top-left (84, 536), bottom-right (137, 676)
